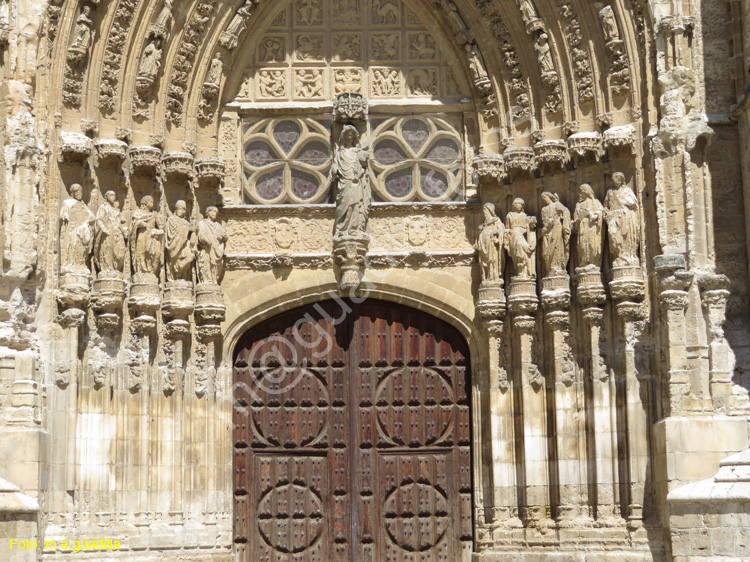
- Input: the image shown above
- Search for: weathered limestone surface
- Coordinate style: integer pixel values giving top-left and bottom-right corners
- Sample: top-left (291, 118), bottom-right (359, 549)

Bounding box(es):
top-left (0, 0), bottom-right (748, 560)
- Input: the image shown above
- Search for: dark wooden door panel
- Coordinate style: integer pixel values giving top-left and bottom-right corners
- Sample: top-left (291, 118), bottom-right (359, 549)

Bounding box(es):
top-left (234, 300), bottom-right (471, 562)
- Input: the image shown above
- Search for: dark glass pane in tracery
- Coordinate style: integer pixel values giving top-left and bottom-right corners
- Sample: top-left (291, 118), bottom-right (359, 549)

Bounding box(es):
top-left (374, 140), bottom-right (408, 165)
top-left (297, 141), bottom-right (330, 166)
top-left (420, 167), bottom-right (449, 198)
top-left (273, 120), bottom-right (302, 154)
top-left (244, 141), bottom-right (277, 167)
top-left (291, 169), bottom-right (320, 200)
top-left (255, 170), bottom-right (285, 201)
top-left (402, 119), bottom-right (430, 153)
top-left (425, 138), bottom-right (460, 166)
top-left (385, 168), bottom-right (414, 198)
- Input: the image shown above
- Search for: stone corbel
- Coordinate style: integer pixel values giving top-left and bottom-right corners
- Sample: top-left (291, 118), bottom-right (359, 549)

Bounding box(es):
top-left (95, 139), bottom-right (128, 167)
top-left (129, 145), bottom-right (162, 177)
top-left (472, 153), bottom-right (505, 183)
top-left (567, 132), bottom-right (603, 164)
top-left (196, 157), bottom-right (226, 190)
top-left (602, 124), bottom-right (636, 157)
top-left (59, 131), bottom-right (93, 164)
top-left (533, 140), bottom-right (569, 174)
top-left (162, 151), bottom-right (195, 182)
top-left (503, 146), bottom-right (535, 178)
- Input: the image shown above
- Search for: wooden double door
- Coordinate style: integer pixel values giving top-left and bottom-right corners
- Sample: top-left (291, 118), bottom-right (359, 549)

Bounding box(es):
top-left (233, 300), bottom-right (472, 562)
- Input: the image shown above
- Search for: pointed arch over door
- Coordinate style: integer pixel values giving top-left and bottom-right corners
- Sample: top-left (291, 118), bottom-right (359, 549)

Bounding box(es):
top-left (233, 299), bottom-right (473, 561)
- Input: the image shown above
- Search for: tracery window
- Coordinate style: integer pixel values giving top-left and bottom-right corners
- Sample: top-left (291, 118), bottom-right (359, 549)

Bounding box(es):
top-left (370, 116), bottom-right (462, 202)
top-left (242, 117), bottom-right (332, 204)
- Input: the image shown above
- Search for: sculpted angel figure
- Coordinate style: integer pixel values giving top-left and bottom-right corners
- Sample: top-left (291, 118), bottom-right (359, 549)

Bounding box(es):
top-left (130, 195), bottom-right (165, 276)
top-left (604, 172), bottom-right (641, 267)
top-left (540, 192), bottom-right (571, 277)
top-left (505, 198), bottom-right (537, 279)
top-left (535, 32), bottom-right (555, 75)
top-left (94, 191), bottom-right (128, 274)
top-left (465, 44), bottom-right (492, 93)
top-left (196, 207), bottom-right (228, 285)
top-left (477, 203), bottom-right (505, 283)
top-left (573, 184), bottom-right (604, 270)
top-left (165, 200), bottom-right (195, 282)
top-left (331, 125), bottom-right (371, 240)
top-left (154, 0), bottom-right (174, 30)
top-left (60, 184), bottom-right (95, 274)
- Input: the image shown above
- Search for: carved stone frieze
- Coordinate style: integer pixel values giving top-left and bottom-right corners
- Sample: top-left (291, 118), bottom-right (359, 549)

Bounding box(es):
top-left (554, 0), bottom-right (593, 102)
top-left (100, 0), bottom-right (142, 112)
top-left (166, 0), bottom-right (219, 125)
top-left (474, 1), bottom-right (531, 119)
top-left (598, 4), bottom-right (631, 96)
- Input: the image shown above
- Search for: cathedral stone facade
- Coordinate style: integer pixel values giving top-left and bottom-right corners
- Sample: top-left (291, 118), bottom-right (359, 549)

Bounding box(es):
top-left (0, 0), bottom-right (750, 561)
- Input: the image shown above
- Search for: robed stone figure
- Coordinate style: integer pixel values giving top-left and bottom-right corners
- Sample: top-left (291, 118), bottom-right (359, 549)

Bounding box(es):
top-left (604, 172), bottom-right (640, 267)
top-left (540, 192), bottom-right (571, 277)
top-left (477, 203), bottom-right (505, 282)
top-left (331, 125), bottom-right (370, 241)
top-left (130, 195), bottom-right (165, 276)
top-left (60, 184), bottom-right (95, 274)
top-left (94, 191), bottom-right (128, 273)
top-left (165, 200), bottom-right (195, 281)
top-left (196, 207), bottom-right (228, 285)
top-left (505, 198), bottom-right (537, 279)
top-left (573, 184), bottom-right (604, 270)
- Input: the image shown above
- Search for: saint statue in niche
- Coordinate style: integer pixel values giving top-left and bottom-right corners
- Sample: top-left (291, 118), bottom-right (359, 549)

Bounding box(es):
top-left (71, 5), bottom-right (94, 51)
top-left (599, 5), bottom-right (620, 44)
top-left (206, 52), bottom-right (224, 87)
top-left (534, 32), bottom-right (555, 75)
top-left (165, 200), bottom-right (195, 282)
top-left (196, 207), bottom-right (228, 285)
top-left (94, 191), bottom-right (128, 274)
top-left (130, 195), bottom-right (165, 276)
top-left (573, 184), bottom-right (604, 271)
top-left (505, 197), bottom-right (537, 279)
top-left (331, 125), bottom-right (370, 241)
top-left (477, 203), bottom-right (505, 283)
top-left (137, 37), bottom-right (163, 88)
top-left (59, 184), bottom-right (95, 274)
top-left (604, 172), bottom-right (641, 267)
top-left (540, 192), bottom-right (571, 277)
